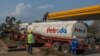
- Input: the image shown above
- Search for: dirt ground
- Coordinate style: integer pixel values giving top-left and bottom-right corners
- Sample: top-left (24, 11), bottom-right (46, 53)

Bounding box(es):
top-left (0, 39), bottom-right (100, 56)
top-left (0, 39), bottom-right (72, 56)
top-left (0, 47), bottom-right (71, 56)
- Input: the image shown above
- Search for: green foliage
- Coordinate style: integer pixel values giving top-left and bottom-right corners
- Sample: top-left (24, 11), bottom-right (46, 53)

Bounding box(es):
top-left (88, 20), bottom-right (100, 37)
top-left (0, 16), bottom-right (22, 38)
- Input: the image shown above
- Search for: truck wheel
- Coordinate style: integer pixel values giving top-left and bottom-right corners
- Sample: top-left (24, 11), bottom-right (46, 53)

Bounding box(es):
top-left (61, 43), bottom-right (70, 53)
top-left (52, 42), bottom-right (60, 50)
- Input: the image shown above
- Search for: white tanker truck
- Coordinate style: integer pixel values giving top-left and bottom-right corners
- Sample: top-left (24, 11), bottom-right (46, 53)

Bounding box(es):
top-left (28, 21), bottom-right (87, 39)
top-left (21, 21), bottom-right (88, 53)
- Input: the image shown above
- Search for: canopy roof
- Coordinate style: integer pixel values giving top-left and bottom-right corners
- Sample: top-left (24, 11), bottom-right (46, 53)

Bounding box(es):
top-left (48, 5), bottom-right (100, 21)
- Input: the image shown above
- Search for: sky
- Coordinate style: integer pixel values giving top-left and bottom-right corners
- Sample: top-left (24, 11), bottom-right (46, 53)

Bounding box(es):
top-left (0, 0), bottom-right (100, 24)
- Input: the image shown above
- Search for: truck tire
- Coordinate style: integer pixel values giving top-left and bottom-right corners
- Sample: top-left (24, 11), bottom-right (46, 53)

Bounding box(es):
top-left (61, 43), bottom-right (70, 53)
top-left (52, 42), bottom-right (60, 50)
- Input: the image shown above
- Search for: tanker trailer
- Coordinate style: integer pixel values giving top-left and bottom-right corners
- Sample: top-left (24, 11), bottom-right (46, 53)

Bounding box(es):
top-left (27, 21), bottom-right (88, 53)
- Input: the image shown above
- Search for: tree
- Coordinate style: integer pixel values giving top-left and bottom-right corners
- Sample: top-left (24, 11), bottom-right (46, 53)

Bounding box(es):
top-left (0, 16), bottom-right (22, 39)
top-left (13, 20), bottom-right (22, 33)
top-left (1, 23), bottom-right (7, 31)
top-left (91, 20), bottom-right (100, 37)
top-left (0, 23), bottom-right (8, 38)
top-left (5, 16), bottom-right (16, 33)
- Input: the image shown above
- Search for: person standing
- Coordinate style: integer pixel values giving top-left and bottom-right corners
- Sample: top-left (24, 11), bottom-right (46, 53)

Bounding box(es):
top-left (70, 36), bottom-right (78, 54)
top-left (27, 31), bottom-right (35, 54)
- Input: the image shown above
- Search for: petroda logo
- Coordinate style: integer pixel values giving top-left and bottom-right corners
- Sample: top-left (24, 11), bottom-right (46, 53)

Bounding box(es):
top-left (47, 27), bottom-right (67, 34)
top-left (74, 28), bottom-right (86, 33)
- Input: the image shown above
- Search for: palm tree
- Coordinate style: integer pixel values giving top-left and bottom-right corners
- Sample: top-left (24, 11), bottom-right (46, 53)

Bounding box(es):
top-left (4, 16), bottom-right (15, 32)
top-left (0, 16), bottom-right (22, 40)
